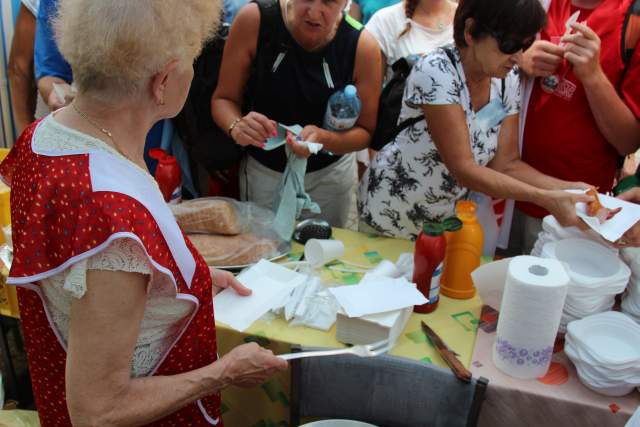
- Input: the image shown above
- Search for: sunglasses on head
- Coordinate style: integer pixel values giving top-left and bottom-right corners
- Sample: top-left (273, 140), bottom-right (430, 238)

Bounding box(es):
top-left (480, 24), bottom-right (535, 54)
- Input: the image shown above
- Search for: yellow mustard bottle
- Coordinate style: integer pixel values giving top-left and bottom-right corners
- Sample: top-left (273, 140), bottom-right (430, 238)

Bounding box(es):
top-left (440, 200), bottom-right (483, 299)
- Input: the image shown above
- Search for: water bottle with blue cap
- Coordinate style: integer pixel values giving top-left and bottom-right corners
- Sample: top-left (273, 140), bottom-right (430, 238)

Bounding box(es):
top-left (323, 84), bottom-right (362, 131)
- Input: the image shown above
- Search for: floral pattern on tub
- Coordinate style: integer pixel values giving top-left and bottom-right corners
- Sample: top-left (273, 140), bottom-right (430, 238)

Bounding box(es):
top-left (495, 337), bottom-right (553, 367)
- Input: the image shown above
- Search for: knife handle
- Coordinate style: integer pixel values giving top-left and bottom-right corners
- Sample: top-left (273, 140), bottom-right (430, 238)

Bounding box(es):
top-left (442, 351), bottom-right (472, 383)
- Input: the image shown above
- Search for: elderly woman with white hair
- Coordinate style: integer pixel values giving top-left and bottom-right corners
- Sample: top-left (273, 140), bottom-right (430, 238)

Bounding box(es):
top-left (0, 1), bottom-right (287, 426)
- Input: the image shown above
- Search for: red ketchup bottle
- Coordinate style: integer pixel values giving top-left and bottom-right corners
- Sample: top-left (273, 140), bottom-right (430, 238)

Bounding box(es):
top-left (413, 222), bottom-right (447, 314)
top-left (149, 148), bottom-right (182, 204)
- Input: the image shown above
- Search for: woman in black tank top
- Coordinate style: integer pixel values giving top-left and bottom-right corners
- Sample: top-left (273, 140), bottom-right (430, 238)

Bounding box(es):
top-left (212, 0), bottom-right (382, 227)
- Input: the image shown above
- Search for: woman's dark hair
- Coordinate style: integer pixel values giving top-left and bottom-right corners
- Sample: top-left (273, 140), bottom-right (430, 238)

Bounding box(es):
top-left (453, 0), bottom-right (546, 48)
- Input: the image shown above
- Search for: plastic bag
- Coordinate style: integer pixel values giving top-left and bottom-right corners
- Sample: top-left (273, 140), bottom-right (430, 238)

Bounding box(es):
top-left (171, 197), bottom-right (255, 235)
top-left (2, 226), bottom-right (10, 251)
top-left (172, 197), bottom-right (290, 267)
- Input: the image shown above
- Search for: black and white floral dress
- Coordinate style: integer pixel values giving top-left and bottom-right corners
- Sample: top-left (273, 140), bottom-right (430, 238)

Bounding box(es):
top-left (358, 45), bottom-right (521, 240)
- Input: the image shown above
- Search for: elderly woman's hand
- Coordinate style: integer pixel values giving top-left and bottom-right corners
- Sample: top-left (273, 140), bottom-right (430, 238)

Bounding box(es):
top-left (217, 342), bottom-right (288, 388)
top-left (231, 112), bottom-right (278, 148)
top-left (210, 267), bottom-right (251, 296)
top-left (540, 189), bottom-right (593, 228)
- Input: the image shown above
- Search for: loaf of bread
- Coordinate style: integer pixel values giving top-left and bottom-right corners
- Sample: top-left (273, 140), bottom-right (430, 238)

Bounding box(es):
top-left (173, 199), bottom-right (242, 235)
top-left (188, 233), bottom-right (278, 266)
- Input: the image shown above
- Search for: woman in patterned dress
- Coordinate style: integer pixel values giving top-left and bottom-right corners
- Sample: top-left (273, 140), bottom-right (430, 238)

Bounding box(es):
top-left (0, 1), bottom-right (287, 425)
top-left (358, 0), bottom-right (592, 240)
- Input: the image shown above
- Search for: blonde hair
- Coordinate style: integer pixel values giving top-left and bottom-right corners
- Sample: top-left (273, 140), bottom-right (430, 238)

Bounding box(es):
top-left (54, 0), bottom-right (221, 100)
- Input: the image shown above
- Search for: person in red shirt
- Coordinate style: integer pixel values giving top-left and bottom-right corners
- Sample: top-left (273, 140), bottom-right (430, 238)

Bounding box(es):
top-left (505, 0), bottom-right (640, 254)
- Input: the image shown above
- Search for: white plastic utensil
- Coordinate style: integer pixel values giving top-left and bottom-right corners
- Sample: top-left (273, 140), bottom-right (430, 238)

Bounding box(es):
top-left (562, 11), bottom-right (581, 40)
top-left (278, 339), bottom-right (390, 361)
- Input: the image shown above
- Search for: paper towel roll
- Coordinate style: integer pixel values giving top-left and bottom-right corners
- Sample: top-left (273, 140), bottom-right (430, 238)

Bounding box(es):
top-left (493, 256), bottom-right (569, 379)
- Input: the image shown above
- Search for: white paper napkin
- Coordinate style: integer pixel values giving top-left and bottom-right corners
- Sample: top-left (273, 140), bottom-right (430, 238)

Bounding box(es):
top-left (213, 259), bottom-right (308, 331)
top-left (328, 276), bottom-right (427, 318)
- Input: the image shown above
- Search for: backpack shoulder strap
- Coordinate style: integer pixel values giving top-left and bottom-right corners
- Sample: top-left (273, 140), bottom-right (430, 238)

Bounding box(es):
top-left (250, 0), bottom-right (287, 94)
top-left (623, 0), bottom-right (640, 62)
top-left (620, 0), bottom-right (640, 87)
top-left (442, 47), bottom-right (460, 80)
top-left (254, 0), bottom-right (283, 46)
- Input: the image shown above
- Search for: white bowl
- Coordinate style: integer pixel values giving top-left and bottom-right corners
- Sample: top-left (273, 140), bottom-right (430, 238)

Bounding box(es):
top-left (543, 239), bottom-right (630, 287)
top-left (567, 312), bottom-right (640, 365)
top-left (566, 343), bottom-right (640, 382)
top-left (565, 335), bottom-right (640, 373)
top-left (577, 373), bottom-right (636, 397)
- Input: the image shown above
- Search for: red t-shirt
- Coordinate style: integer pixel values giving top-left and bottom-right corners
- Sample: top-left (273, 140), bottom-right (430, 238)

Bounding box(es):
top-left (518, 0), bottom-right (640, 218)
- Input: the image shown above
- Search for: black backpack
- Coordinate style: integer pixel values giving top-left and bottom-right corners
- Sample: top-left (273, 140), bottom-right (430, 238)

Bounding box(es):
top-left (172, 23), bottom-right (240, 176)
top-left (172, 0), bottom-right (282, 178)
top-left (369, 49), bottom-right (475, 152)
top-left (368, 56), bottom-right (423, 152)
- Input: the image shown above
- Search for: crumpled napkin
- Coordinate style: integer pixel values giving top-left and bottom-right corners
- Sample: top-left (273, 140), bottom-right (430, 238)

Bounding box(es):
top-left (269, 268), bottom-right (340, 331)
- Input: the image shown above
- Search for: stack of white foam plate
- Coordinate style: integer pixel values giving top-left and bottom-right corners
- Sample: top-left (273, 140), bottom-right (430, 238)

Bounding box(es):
top-left (531, 215), bottom-right (619, 257)
top-left (621, 248), bottom-right (640, 324)
top-left (565, 312), bottom-right (640, 396)
top-left (541, 239), bottom-right (630, 331)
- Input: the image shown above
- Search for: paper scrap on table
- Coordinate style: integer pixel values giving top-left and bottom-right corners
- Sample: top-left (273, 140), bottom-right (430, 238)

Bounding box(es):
top-left (328, 276), bottom-right (427, 318)
top-left (213, 259), bottom-right (308, 331)
top-left (568, 189), bottom-right (640, 242)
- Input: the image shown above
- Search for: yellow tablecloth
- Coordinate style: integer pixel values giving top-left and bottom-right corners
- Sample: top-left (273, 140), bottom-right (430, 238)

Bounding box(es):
top-left (216, 228), bottom-right (483, 427)
top-left (0, 409), bottom-right (40, 427)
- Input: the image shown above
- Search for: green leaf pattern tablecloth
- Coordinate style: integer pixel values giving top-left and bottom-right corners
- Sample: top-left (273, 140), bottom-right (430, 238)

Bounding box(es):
top-left (216, 228), bottom-right (483, 427)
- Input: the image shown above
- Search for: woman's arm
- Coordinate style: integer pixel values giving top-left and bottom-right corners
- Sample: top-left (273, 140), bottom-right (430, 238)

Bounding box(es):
top-left (211, 3), bottom-right (277, 148)
top-left (67, 269), bottom-right (286, 427)
top-left (297, 29), bottom-right (382, 155)
top-left (34, 0), bottom-right (74, 111)
top-left (422, 104), bottom-right (591, 226)
top-left (8, 5), bottom-right (37, 134)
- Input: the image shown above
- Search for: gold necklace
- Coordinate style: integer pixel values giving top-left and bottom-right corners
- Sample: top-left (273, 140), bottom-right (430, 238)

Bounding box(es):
top-left (71, 102), bottom-right (135, 164)
top-left (71, 102), bottom-right (113, 139)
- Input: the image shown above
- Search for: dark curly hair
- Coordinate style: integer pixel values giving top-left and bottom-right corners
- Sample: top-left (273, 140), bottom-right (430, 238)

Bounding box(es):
top-left (453, 0), bottom-right (546, 48)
